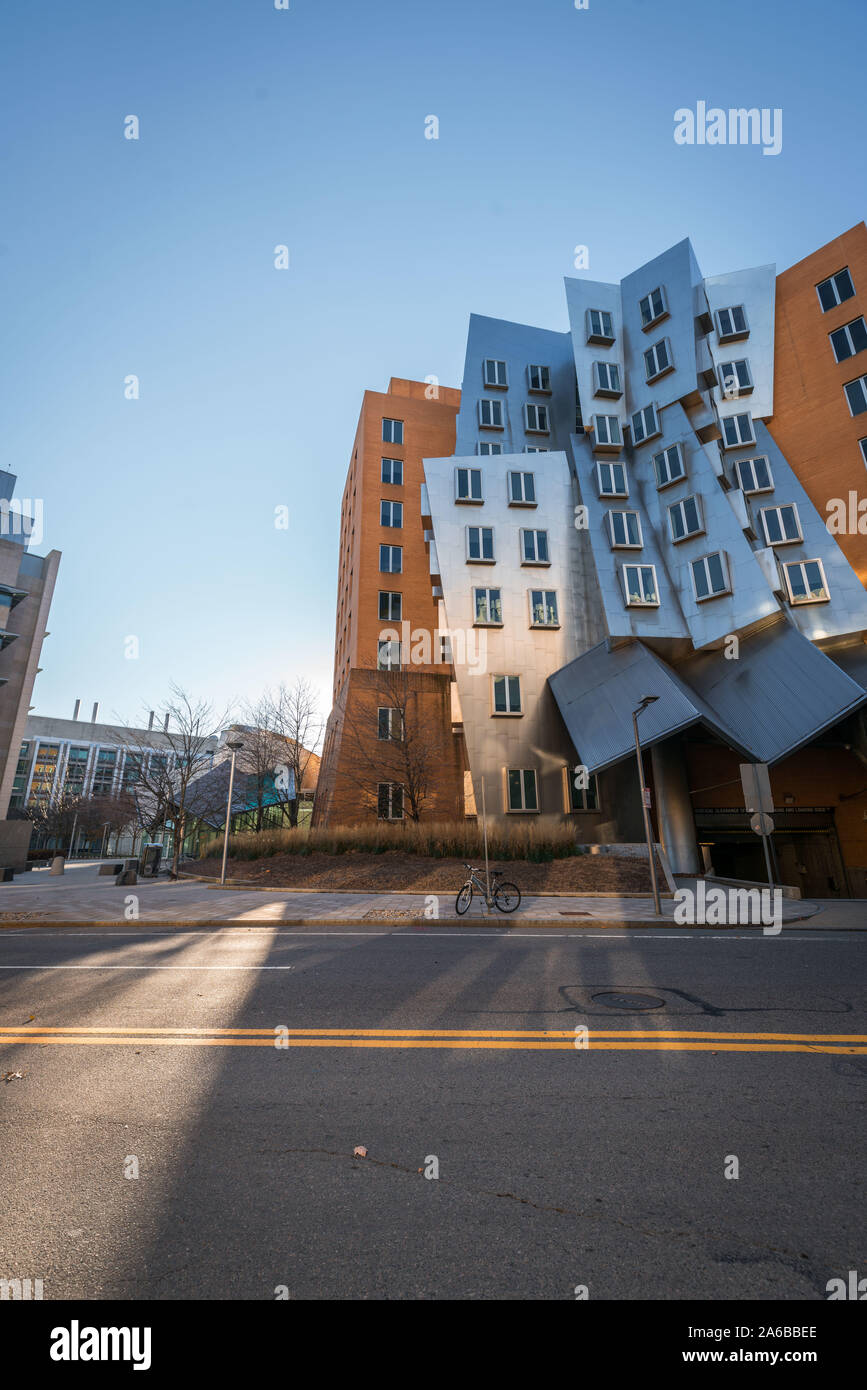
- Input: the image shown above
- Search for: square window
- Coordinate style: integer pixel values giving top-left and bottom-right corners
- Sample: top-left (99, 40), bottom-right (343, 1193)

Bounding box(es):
top-left (380, 499), bottom-right (403, 528)
top-left (593, 361), bottom-right (622, 397)
top-left (528, 589), bottom-right (559, 627)
top-left (527, 364), bottom-right (551, 392)
top-left (587, 308), bottom-right (615, 344)
top-left (477, 441), bottom-right (503, 455)
top-left (378, 591), bottom-right (401, 622)
top-left (644, 339), bottom-right (673, 382)
top-left (382, 418), bottom-right (403, 445)
top-left (607, 510), bottom-right (643, 548)
top-left (377, 638), bottom-right (401, 670)
top-left (377, 782), bottom-right (404, 820)
top-left (720, 412), bottom-right (756, 449)
top-left (466, 526), bottom-right (495, 562)
top-left (473, 587), bottom-right (502, 625)
top-left (493, 675), bottom-right (522, 715)
top-left (568, 769), bottom-right (599, 812)
top-left (524, 402), bottom-right (550, 433)
top-left (718, 358), bottom-right (754, 398)
top-left (478, 398), bottom-right (504, 429)
top-left (455, 467), bottom-right (483, 503)
top-left (379, 544), bottom-right (402, 573)
top-left (668, 494), bottom-right (704, 543)
top-left (484, 359), bottom-right (508, 388)
top-left (716, 304), bottom-right (749, 342)
top-left (783, 558), bottom-right (829, 605)
top-left (631, 404), bottom-right (660, 446)
top-left (816, 268), bottom-right (855, 312)
top-left (593, 414), bottom-right (622, 449)
top-left (381, 457), bottom-right (403, 485)
top-left (520, 528), bottom-right (550, 564)
top-left (597, 460), bottom-right (628, 497)
top-left (507, 471), bottom-right (536, 505)
top-left (691, 551), bottom-right (730, 601)
top-left (622, 564), bottom-right (659, 606)
top-left (734, 455), bottom-right (773, 494)
top-left (507, 768), bottom-right (538, 812)
top-left (639, 286), bottom-right (667, 329)
top-left (845, 375), bottom-right (867, 416)
top-left (377, 707), bottom-right (403, 741)
top-left (759, 504), bottom-right (801, 546)
top-left (830, 317), bottom-right (867, 363)
top-left (652, 443), bottom-right (685, 488)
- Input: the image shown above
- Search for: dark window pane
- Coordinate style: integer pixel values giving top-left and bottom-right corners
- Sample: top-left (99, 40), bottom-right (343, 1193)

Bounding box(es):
top-left (850, 319), bottom-right (867, 355)
top-left (508, 770), bottom-right (522, 809)
top-left (835, 269), bottom-right (855, 303)
top-left (707, 553), bottom-right (725, 592)
top-left (831, 327), bottom-right (852, 361)
top-left (817, 279), bottom-right (837, 311)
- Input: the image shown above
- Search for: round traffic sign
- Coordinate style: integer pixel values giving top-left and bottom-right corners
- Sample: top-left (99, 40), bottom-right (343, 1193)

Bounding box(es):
top-left (750, 812), bottom-right (774, 836)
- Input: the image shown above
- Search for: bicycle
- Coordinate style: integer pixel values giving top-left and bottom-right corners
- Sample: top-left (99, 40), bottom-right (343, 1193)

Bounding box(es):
top-left (455, 862), bottom-right (521, 916)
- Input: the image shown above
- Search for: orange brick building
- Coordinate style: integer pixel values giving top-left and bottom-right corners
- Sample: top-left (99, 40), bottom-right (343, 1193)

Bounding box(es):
top-left (769, 222), bottom-right (867, 586)
top-left (313, 379), bottom-right (467, 825)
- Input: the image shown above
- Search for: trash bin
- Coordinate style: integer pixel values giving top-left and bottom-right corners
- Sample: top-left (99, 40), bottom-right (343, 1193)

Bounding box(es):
top-left (141, 843), bottom-right (163, 877)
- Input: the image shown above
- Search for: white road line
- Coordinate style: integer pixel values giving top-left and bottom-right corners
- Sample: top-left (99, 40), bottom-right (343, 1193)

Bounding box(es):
top-left (0, 965), bottom-right (298, 971)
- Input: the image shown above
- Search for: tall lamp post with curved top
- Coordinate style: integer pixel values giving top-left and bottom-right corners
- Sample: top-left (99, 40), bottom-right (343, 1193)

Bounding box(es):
top-left (632, 696), bottom-right (662, 916)
top-left (220, 739), bottom-right (244, 887)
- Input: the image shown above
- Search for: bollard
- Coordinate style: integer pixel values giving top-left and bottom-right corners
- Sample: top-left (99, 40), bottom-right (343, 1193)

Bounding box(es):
top-left (49, 855), bottom-right (65, 876)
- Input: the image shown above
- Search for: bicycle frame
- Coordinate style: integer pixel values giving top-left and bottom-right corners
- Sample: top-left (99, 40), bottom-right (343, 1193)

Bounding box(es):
top-left (464, 867), bottom-right (496, 907)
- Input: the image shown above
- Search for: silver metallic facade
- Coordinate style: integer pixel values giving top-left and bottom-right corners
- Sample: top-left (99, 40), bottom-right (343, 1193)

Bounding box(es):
top-left (422, 238), bottom-right (867, 866)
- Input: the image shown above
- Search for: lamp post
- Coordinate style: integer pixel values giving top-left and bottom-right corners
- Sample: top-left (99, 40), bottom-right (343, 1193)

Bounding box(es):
top-left (220, 739), bottom-right (244, 887)
top-left (100, 821), bottom-right (111, 860)
top-left (632, 696), bottom-right (662, 916)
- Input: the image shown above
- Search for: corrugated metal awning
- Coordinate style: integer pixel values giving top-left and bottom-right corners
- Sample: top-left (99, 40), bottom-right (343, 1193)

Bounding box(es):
top-left (549, 622), bottom-right (867, 773)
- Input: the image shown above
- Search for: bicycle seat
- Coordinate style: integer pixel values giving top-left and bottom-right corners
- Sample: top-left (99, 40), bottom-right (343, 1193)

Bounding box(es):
top-left (491, 869), bottom-right (504, 877)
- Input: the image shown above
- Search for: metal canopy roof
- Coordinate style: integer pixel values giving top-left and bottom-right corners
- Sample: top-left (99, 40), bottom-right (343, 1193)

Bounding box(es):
top-left (549, 622), bottom-right (867, 773)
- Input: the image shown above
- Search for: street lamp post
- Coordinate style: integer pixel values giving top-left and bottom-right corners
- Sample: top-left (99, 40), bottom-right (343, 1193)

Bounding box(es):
top-left (632, 696), bottom-right (662, 917)
top-left (220, 740), bottom-right (244, 887)
top-left (100, 821), bottom-right (111, 860)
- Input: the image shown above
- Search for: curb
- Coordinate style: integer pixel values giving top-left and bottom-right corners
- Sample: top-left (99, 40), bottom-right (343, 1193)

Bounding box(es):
top-left (0, 914), bottom-right (842, 930)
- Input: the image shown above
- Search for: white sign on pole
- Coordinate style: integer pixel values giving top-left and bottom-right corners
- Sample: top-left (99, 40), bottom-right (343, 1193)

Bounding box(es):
top-left (740, 763), bottom-right (773, 816)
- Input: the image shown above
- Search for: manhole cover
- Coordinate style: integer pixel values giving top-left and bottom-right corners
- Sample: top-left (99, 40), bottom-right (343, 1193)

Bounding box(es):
top-left (592, 991), bottom-right (666, 1010)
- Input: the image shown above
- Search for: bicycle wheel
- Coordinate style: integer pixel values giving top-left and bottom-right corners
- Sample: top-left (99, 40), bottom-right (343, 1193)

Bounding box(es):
top-left (494, 881), bottom-right (521, 913)
top-left (455, 883), bottom-right (474, 916)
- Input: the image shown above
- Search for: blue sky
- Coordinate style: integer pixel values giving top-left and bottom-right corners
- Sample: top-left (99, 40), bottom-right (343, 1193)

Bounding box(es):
top-left (2, 0), bottom-right (864, 732)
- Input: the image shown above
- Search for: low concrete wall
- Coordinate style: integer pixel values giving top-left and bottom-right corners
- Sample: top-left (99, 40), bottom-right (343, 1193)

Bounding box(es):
top-left (0, 820), bottom-right (33, 873)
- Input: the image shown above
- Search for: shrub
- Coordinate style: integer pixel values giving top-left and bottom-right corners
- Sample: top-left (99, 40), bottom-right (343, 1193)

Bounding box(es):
top-left (201, 820), bottom-right (582, 863)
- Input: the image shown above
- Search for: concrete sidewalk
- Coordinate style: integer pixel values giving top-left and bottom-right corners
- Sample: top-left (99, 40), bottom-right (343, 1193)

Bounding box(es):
top-left (0, 860), bottom-right (861, 927)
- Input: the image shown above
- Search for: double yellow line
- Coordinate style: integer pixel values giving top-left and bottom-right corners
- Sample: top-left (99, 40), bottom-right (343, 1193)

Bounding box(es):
top-left (1, 1026), bottom-right (866, 1053)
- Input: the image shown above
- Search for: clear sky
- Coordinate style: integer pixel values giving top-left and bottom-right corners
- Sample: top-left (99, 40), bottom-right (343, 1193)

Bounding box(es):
top-left (3, 0), bottom-right (864, 733)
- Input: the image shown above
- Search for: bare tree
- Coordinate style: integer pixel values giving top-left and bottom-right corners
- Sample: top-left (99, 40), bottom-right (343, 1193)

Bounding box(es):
top-left (340, 667), bottom-right (448, 823)
top-left (24, 787), bottom-right (82, 852)
top-left (117, 685), bottom-right (233, 876)
top-left (75, 790), bottom-right (139, 850)
top-left (229, 702), bottom-right (295, 831)
top-left (267, 679), bottom-right (323, 827)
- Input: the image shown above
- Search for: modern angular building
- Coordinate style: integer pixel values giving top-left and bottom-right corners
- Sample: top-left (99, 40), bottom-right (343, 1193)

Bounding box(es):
top-left (0, 469), bottom-right (61, 868)
top-left (317, 227), bottom-right (867, 897)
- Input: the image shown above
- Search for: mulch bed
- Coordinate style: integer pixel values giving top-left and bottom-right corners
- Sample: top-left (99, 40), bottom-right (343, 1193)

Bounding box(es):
top-left (191, 851), bottom-right (652, 894)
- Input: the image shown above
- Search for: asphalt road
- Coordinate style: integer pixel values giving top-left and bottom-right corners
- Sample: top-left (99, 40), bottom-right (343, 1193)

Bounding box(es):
top-left (0, 923), bottom-right (864, 1300)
